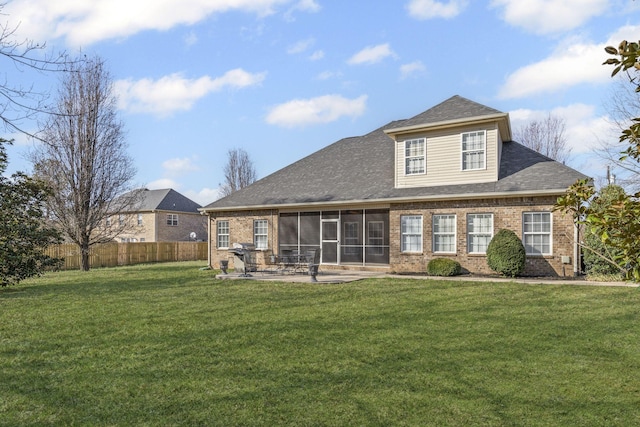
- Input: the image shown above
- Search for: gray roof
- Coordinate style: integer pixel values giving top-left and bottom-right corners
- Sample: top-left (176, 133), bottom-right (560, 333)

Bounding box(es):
top-left (136, 188), bottom-right (201, 213)
top-left (397, 95), bottom-right (504, 128)
top-left (203, 96), bottom-right (588, 211)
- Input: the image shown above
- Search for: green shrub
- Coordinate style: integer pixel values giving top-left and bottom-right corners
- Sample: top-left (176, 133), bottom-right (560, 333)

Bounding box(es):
top-left (427, 258), bottom-right (461, 276)
top-left (486, 229), bottom-right (526, 277)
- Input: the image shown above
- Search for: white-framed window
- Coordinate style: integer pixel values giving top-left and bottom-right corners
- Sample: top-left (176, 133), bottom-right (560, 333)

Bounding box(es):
top-left (461, 131), bottom-right (486, 171)
top-left (254, 219), bottom-right (268, 250)
top-left (137, 213), bottom-right (143, 226)
top-left (433, 214), bottom-right (456, 253)
top-left (401, 215), bottom-right (422, 253)
top-left (523, 212), bottom-right (552, 255)
top-left (367, 221), bottom-right (384, 255)
top-left (167, 214), bottom-right (178, 226)
top-left (105, 217), bottom-right (112, 227)
top-left (118, 214), bottom-right (125, 226)
top-left (217, 220), bottom-right (230, 249)
top-left (467, 213), bottom-right (493, 254)
top-left (405, 138), bottom-right (426, 175)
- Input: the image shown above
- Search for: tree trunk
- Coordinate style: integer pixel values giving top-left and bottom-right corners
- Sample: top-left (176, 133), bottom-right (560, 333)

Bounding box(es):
top-left (80, 242), bottom-right (90, 271)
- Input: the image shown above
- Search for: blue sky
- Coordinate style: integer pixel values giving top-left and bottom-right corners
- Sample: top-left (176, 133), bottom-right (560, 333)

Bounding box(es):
top-left (2, 0), bottom-right (640, 205)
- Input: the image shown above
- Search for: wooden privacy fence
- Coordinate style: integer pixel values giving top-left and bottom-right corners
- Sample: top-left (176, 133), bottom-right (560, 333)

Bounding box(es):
top-left (45, 242), bottom-right (208, 270)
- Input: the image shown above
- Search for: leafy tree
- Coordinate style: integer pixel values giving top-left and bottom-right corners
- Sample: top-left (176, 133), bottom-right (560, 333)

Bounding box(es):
top-left (220, 148), bottom-right (257, 197)
top-left (556, 40), bottom-right (640, 282)
top-left (582, 185), bottom-right (626, 276)
top-left (30, 56), bottom-right (139, 271)
top-left (514, 113), bottom-right (571, 164)
top-left (0, 139), bottom-right (62, 286)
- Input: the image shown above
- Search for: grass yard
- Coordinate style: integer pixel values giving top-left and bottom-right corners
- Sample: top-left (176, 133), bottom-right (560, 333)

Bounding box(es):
top-left (1, 262), bottom-right (639, 426)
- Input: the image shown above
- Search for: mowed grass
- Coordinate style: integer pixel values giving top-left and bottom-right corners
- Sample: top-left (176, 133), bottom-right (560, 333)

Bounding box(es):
top-left (1, 262), bottom-right (639, 426)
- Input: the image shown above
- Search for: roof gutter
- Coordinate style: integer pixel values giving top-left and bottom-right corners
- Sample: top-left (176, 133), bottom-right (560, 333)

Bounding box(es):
top-left (199, 188), bottom-right (565, 213)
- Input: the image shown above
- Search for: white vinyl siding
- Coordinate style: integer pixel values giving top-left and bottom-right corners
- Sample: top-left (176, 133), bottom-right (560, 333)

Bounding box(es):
top-left (401, 215), bottom-right (422, 253)
top-left (395, 126), bottom-right (499, 189)
top-left (467, 213), bottom-right (493, 254)
top-left (404, 138), bottom-right (425, 175)
top-left (523, 212), bottom-right (552, 255)
top-left (461, 131), bottom-right (486, 170)
top-left (433, 214), bottom-right (456, 253)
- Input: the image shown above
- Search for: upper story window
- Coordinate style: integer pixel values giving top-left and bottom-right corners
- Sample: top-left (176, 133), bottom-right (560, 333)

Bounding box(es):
top-left (254, 220), bottom-right (268, 250)
top-left (523, 212), bottom-right (552, 255)
top-left (166, 214), bottom-right (178, 226)
top-left (461, 131), bottom-right (486, 171)
top-left (137, 214), bottom-right (143, 226)
top-left (405, 138), bottom-right (426, 175)
top-left (467, 213), bottom-right (493, 254)
top-left (401, 215), bottom-right (422, 253)
top-left (217, 220), bottom-right (230, 249)
top-left (433, 214), bottom-right (456, 253)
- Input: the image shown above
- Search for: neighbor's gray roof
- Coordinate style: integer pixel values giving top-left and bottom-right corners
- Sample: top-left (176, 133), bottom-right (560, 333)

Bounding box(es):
top-left (136, 188), bottom-right (201, 213)
top-left (202, 96), bottom-right (588, 211)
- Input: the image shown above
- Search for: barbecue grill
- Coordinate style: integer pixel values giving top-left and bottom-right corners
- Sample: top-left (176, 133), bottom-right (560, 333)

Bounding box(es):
top-left (229, 242), bottom-right (257, 276)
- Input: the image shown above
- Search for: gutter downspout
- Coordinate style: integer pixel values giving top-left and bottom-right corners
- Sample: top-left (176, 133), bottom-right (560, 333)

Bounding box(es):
top-left (207, 214), bottom-right (212, 268)
top-left (573, 222), bottom-right (579, 277)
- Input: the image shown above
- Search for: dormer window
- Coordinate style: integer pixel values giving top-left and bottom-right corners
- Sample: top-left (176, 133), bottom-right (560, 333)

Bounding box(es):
top-left (461, 131), bottom-right (486, 171)
top-left (405, 138), bottom-right (425, 175)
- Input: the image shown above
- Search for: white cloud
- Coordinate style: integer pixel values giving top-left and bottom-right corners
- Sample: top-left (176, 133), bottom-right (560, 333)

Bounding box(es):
top-left (348, 43), bottom-right (395, 66)
top-left (147, 178), bottom-right (180, 190)
top-left (510, 103), bottom-right (611, 154)
top-left (309, 50), bottom-right (325, 61)
top-left (316, 70), bottom-right (341, 80)
top-left (185, 187), bottom-right (222, 205)
top-left (266, 94), bottom-right (367, 127)
top-left (115, 68), bottom-right (266, 116)
top-left (400, 61), bottom-right (426, 79)
top-left (499, 25), bottom-right (640, 99)
top-left (162, 157), bottom-right (200, 176)
top-left (490, 0), bottom-right (608, 35)
top-left (287, 38), bottom-right (315, 54)
top-left (3, 0), bottom-right (293, 47)
top-left (406, 0), bottom-right (468, 20)
top-left (284, 0), bottom-right (321, 21)
top-left (184, 31), bottom-right (198, 47)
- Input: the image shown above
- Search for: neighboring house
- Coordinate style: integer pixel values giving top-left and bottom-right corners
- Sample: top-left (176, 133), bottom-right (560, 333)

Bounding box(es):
top-left (117, 188), bottom-right (207, 242)
top-left (200, 96), bottom-right (588, 276)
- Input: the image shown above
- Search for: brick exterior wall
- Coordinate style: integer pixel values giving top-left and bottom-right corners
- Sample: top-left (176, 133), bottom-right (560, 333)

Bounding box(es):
top-left (389, 196), bottom-right (574, 277)
top-left (119, 211), bottom-right (207, 242)
top-left (207, 196), bottom-right (575, 277)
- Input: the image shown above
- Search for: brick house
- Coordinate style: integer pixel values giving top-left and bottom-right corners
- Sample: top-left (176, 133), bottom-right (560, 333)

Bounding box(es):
top-left (117, 188), bottom-right (207, 242)
top-left (200, 96), bottom-right (588, 276)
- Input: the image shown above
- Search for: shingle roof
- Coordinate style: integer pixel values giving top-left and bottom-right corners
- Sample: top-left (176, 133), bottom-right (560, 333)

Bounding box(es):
top-left (397, 95), bottom-right (504, 128)
top-left (136, 188), bottom-right (201, 213)
top-left (202, 96), bottom-right (588, 211)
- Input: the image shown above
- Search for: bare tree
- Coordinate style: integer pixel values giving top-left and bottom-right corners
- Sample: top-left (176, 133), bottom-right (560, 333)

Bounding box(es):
top-left (0, 5), bottom-right (76, 136)
top-left (595, 75), bottom-right (640, 191)
top-left (220, 148), bottom-right (257, 197)
top-left (30, 56), bottom-right (140, 271)
top-left (513, 113), bottom-right (571, 164)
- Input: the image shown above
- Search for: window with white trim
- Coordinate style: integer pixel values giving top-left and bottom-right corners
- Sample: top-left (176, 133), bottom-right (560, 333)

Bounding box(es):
top-left (405, 138), bottom-right (426, 175)
top-left (467, 213), bottom-right (493, 254)
top-left (523, 212), bottom-right (552, 255)
top-left (401, 215), bottom-right (422, 253)
top-left (461, 131), bottom-right (486, 170)
top-left (433, 214), bottom-right (456, 253)
top-left (167, 214), bottom-right (178, 226)
top-left (217, 220), bottom-right (229, 249)
top-left (254, 219), bottom-right (268, 250)
top-left (137, 213), bottom-right (143, 226)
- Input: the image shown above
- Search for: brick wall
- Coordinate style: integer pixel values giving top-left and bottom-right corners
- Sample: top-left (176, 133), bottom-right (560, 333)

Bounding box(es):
top-left (206, 196), bottom-right (575, 277)
top-left (389, 196), bottom-right (574, 277)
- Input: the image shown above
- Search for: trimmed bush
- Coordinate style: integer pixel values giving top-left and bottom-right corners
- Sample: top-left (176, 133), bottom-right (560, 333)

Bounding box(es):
top-left (427, 258), bottom-right (462, 276)
top-left (486, 229), bottom-right (526, 277)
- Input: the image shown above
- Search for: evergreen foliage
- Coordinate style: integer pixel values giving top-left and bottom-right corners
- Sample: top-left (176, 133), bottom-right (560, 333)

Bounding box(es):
top-left (486, 229), bottom-right (526, 277)
top-left (427, 258), bottom-right (461, 276)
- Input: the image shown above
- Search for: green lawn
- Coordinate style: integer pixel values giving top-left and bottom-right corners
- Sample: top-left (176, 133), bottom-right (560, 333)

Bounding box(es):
top-left (1, 262), bottom-right (639, 426)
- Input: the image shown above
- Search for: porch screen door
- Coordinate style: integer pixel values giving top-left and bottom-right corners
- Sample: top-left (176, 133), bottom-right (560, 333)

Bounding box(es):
top-left (321, 219), bottom-right (339, 264)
